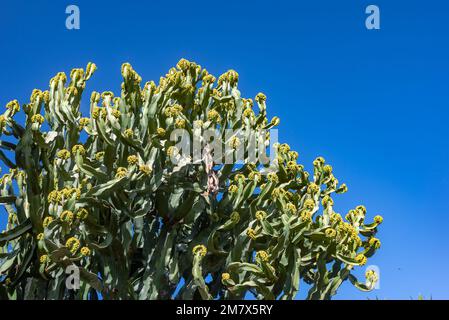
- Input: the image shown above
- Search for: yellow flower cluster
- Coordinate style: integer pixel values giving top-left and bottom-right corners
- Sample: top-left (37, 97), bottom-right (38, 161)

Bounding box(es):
top-left (255, 210), bottom-right (267, 221)
top-left (79, 117), bottom-right (90, 129)
top-left (368, 237), bottom-right (381, 249)
top-left (228, 184), bottom-right (238, 194)
top-left (176, 58), bottom-right (191, 71)
top-left (76, 208), bottom-right (89, 220)
top-left (271, 187), bottom-right (285, 199)
top-left (203, 74), bottom-right (216, 84)
top-left (355, 254), bottom-right (367, 266)
top-left (300, 210), bottom-right (313, 222)
top-left (356, 205), bottom-right (367, 215)
top-left (0, 115), bottom-right (6, 128)
top-left (164, 104), bottom-right (183, 118)
top-left (285, 202), bottom-right (297, 214)
top-left (221, 273), bottom-right (230, 282)
top-left (175, 119), bottom-right (186, 129)
top-left (193, 120), bottom-right (203, 128)
top-left (72, 144), bottom-right (86, 156)
top-left (330, 213), bottom-right (343, 223)
top-left (50, 72), bottom-right (67, 86)
top-left (270, 116), bottom-right (280, 126)
top-left (321, 195), bottom-right (334, 207)
top-left (303, 198), bottom-right (315, 211)
top-left (156, 127), bottom-right (166, 137)
top-left (92, 107), bottom-right (100, 119)
top-left (267, 172), bottom-right (279, 184)
top-left (43, 216), bottom-right (54, 228)
top-left (256, 250), bottom-right (269, 262)
top-left (278, 143), bottom-right (290, 154)
top-left (325, 228), bottom-right (337, 238)
top-left (243, 108), bottom-right (255, 118)
top-left (53, 187), bottom-right (81, 200)
top-left (139, 165), bottom-right (152, 175)
top-left (56, 149), bottom-right (71, 160)
top-left (31, 114), bottom-right (44, 124)
top-left (80, 247), bottom-right (91, 256)
top-left (6, 100), bottom-right (20, 113)
top-left (95, 151), bottom-right (105, 161)
top-left (111, 109), bottom-right (121, 119)
top-left (60, 210), bottom-right (74, 223)
top-left (374, 215), bottom-right (383, 224)
top-left (30, 89), bottom-right (43, 102)
top-left (313, 156), bottom-right (325, 167)
top-left (65, 237), bottom-right (80, 254)
top-left (127, 155), bottom-right (139, 165)
top-left (218, 69), bottom-right (239, 86)
top-left (192, 244), bottom-right (207, 257)
top-left (124, 128), bottom-right (134, 138)
top-left (365, 270), bottom-right (378, 283)
top-left (207, 109), bottom-right (221, 123)
top-left (338, 222), bottom-right (359, 240)
top-left (116, 167), bottom-right (128, 179)
top-left (166, 146), bottom-right (178, 158)
top-left (307, 183), bottom-right (320, 194)
top-left (336, 183), bottom-right (348, 194)
top-left (286, 161), bottom-right (300, 173)
top-left (246, 228), bottom-right (257, 240)
top-left (255, 92), bottom-right (266, 103)
top-left (323, 165), bottom-right (333, 175)
top-left (248, 171), bottom-right (261, 182)
top-left (40, 254), bottom-right (50, 264)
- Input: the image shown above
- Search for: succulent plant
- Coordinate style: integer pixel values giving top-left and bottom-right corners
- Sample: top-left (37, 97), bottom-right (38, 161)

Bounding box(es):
top-left (0, 59), bottom-right (382, 300)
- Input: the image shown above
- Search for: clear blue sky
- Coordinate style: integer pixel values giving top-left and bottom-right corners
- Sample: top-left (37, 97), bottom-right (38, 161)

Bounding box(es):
top-left (1, 0), bottom-right (448, 299)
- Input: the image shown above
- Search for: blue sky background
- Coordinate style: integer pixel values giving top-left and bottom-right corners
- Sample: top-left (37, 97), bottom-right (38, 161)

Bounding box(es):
top-left (1, 0), bottom-right (448, 299)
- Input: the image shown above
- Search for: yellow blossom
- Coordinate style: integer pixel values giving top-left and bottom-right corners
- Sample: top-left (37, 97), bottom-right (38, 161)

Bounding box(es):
top-left (192, 244), bottom-right (207, 257)
top-left (80, 247), bottom-right (91, 256)
top-left (40, 255), bottom-right (50, 264)
top-left (355, 254), bottom-right (367, 266)
top-left (72, 144), bottom-right (86, 156)
top-left (256, 250), bottom-right (269, 262)
top-left (374, 215), bottom-right (383, 224)
top-left (56, 149), bottom-right (71, 160)
top-left (221, 273), bottom-right (231, 282)
top-left (139, 165), bottom-right (152, 175)
top-left (95, 151), bottom-right (105, 161)
top-left (76, 208), bottom-right (89, 220)
top-left (207, 109), bottom-right (221, 123)
top-left (65, 237), bottom-right (80, 254)
top-left (31, 114), bottom-right (44, 124)
top-left (127, 155), bottom-right (139, 165)
top-left (255, 92), bottom-right (266, 103)
top-left (116, 167), bottom-right (128, 179)
top-left (156, 127), bottom-right (166, 137)
top-left (246, 228), bottom-right (257, 240)
top-left (124, 128), bottom-right (134, 138)
top-left (6, 100), bottom-right (20, 113)
top-left (43, 216), bottom-right (54, 228)
top-left (255, 210), bottom-right (267, 221)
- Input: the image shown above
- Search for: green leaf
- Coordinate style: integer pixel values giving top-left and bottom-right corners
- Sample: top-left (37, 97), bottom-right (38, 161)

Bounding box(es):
top-left (0, 218), bottom-right (32, 245)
